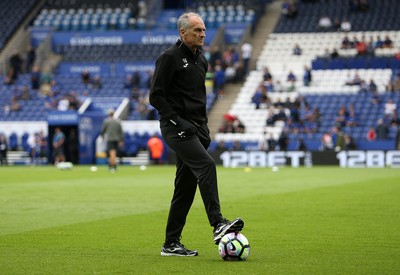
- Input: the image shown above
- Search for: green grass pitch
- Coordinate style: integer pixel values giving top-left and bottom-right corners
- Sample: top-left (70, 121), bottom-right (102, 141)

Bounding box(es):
top-left (1, 165), bottom-right (400, 274)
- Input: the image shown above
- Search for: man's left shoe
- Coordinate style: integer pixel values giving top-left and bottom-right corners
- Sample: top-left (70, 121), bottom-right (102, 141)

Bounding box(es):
top-left (160, 241), bottom-right (198, 256)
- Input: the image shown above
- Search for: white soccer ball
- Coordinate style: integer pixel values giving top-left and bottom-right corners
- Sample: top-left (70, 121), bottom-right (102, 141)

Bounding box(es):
top-left (218, 232), bottom-right (250, 261)
top-left (271, 166), bottom-right (279, 172)
top-left (90, 166), bottom-right (98, 172)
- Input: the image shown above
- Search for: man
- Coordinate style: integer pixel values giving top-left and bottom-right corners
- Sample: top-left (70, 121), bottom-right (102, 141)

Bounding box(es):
top-left (100, 109), bottom-right (124, 172)
top-left (52, 127), bottom-right (65, 164)
top-left (147, 134), bottom-right (164, 164)
top-left (150, 12), bottom-right (244, 257)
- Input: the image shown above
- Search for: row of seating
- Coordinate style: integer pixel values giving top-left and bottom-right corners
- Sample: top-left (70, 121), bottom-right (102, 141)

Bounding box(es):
top-left (275, 0), bottom-right (400, 33)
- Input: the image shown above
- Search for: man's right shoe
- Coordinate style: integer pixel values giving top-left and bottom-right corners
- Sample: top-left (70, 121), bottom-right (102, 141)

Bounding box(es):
top-left (213, 218), bottom-right (244, 245)
top-left (160, 241), bottom-right (198, 256)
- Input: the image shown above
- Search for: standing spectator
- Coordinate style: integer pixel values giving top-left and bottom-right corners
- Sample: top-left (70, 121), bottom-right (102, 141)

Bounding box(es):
top-left (240, 40), bottom-right (252, 76)
top-left (31, 65), bottom-right (41, 90)
top-left (213, 64), bottom-right (225, 98)
top-left (25, 45), bottom-right (36, 73)
top-left (321, 131), bottom-right (334, 150)
top-left (100, 109), bottom-right (124, 172)
top-left (344, 134), bottom-right (357, 150)
top-left (147, 134), bottom-right (164, 164)
top-left (375, 119), bottom-right (389, 140)
top-left (0, 133), bottom-right (8, 165)
top-left (303, 66), bottom-right (312, 86)
top-left (9, 50), bottom-right (23, 80)
top-left (52, 127), bottom-right (66, 164)
top-left (366, 127), bottom-right (377, 141)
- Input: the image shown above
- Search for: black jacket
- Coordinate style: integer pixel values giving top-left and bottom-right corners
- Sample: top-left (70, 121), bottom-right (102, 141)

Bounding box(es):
top-left (150, 40), bottom-right (208, 124)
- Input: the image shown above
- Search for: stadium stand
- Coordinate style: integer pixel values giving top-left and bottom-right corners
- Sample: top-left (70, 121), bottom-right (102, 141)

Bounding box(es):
top-left (1, 0), bottom-right (399, 165)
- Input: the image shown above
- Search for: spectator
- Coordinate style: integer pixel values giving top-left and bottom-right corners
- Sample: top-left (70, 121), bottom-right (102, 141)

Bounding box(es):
top-left (147, 134), bottom-right (164, 164)
top-left (366, 127), bottom-right (377, 141)
top-left (382, 35), bottom-right (393, 48)
top-left (287, 70), bottom-right (296, 83)
top-left (318, 15), bottom-right (332, 31)
top-left (344, 134), bottom-right (357, 150)
top-left (251, 83), bottom-right (268, 109)
top-left (321, 131), bottom-right (334, 150)
top-left (303, 66), bottom-right (312, 86)
top-left (81, 70), bottom-right (91, 84)
top-left (341, 35), bottom-right (352, 49)
top-left (331, 48), bottom-right (339, 58)
top-left (91, 75), bottom-right (103, 89)
top-left (213, 64), bottom-right (225, 98)
top-left (373, 35), bottom-right (383, 49)
top-left (9, 50), bottom-right (23, 80)
top-left (356, 36), bottom-right (368, 56)
top-left (25, 45), bottom-right (36, 73)
top-left (340, 19), bottom-right (352, 32)
top-left (262, 66), bottom-right (273, 82)
top-left (0, 133), bottom-right (8, 165)
top-left (240, 40), bottom-right (252, 76)
top-left (57, 95), bottom-right (70, 111)
top-left (292, 44), bottom-right (302, 55)
top-left (384, 99), bottom-right (397, 116)
top-left (375, 119), bottom-right (389, 139)
top-left (31, 65), bottom-right (41, 90)
top-left (52, 127), bottom-right (66, 164)
top-left (296, 138), bottom-right (307, 151)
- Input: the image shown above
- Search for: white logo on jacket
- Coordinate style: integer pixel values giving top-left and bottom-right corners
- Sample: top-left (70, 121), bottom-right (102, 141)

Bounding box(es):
top-left (182, 58), bottom-right (188, 68)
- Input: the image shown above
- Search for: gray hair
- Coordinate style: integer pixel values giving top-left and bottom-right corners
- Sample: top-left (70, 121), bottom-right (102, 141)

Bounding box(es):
top-left (177, 12), bottom-right (202, 32)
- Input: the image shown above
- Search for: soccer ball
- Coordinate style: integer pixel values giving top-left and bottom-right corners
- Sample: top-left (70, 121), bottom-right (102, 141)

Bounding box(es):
top-left (218, 232), bottom-right (250, 261)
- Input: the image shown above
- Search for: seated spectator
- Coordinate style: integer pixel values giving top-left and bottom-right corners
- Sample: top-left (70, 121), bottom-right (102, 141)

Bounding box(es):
top-left (345, 72), bottom-right (363, 85)
top-left (274, 80), bottom-right (284, 93)
top-left (262, 66), bottom-right (273, 82)
top-left (373, 35), bottom-right (383, 49)
top-left (382, 35), bottom-right (393, 48)
top-left (346, 107), bottom-right (358, 127)
top-left (318, 15), bottom-right (332, 31)
top-left (57, 95), bottom-right (70, 111)
top-left (287, 71), bottom-right (296, 83)
top-left (251, 84), bottom-right (269, 109)
top-left (368, 79), bottom-right (378, 93)
top-left (340, 19), bottom-right (352, 32)
top-left (17, 86), bottom-right (31, 101)
top-left (91, 75), bottom-right (102, 89)
top-left (371, 91), bottom-right (381, 105)
top-left (335, 106), bottom-right (347, 128)
top-left (341, 35), bottom-right (352, 49)
top-left (333, 18), bottom-right (341, 31)
top-left (331, 48), bottom-right (339, 58)
top-left (292, 44), bottom-right (302, 55)
top-left (356, 37), bottom-right (368, 56)
top-left (375, 119), bottom-right (389, 139)
top-left (384, 99), bottom-right (397, 116)
top-left (81, 70), bottom-right (91, 84)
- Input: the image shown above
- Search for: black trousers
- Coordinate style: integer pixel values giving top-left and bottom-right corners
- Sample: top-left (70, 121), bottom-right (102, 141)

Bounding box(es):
top-left (161, 121), bottom-right (223, 243)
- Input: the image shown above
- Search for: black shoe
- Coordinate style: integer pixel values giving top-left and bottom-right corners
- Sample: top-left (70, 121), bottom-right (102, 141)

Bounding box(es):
top-left (213, 218), bottom-right (244, 245)
top-left (160, 242), bottom-right (198, 257)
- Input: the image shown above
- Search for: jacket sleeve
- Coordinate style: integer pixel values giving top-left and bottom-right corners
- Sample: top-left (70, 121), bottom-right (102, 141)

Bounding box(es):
top-left (149, 52), bottom-right (177, 120)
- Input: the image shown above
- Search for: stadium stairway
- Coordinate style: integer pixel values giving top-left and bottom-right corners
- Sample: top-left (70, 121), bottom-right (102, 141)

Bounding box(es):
top-left (208, 0), bottom-right (282, 138)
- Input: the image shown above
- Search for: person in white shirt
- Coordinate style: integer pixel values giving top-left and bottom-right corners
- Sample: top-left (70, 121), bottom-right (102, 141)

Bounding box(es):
top-left (240, 41), bottom-right (252, 76)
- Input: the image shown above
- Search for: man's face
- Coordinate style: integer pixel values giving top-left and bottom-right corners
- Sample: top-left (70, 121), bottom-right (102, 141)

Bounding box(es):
top-left (181, 16), bottom-right (206, 51)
